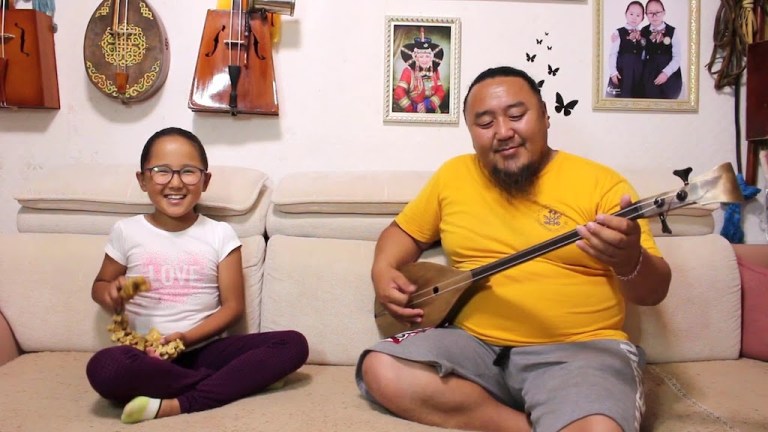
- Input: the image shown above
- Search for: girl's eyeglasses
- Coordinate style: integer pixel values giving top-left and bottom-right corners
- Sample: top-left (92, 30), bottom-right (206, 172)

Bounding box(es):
top-left (145, 166), bottom-right (206, 185)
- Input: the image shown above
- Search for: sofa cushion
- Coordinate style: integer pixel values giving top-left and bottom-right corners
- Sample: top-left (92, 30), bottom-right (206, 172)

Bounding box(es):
top-left (645, 359), bottom-right (768, 431)
top-left (270, 171), bottom-right (432, 214)
top-left (0, 353), bottom-right (451, 432)
top-left (261, 234), bottom-right (450, 365)
top-left (738, 256), bottom-right (768, 361)
top-left (625, 234), bottom-right (742, 363)
top-left (14, 164), bottom-right (267, 216)
top-left (16, 187), bottom-right (271, 238)
top-left (267, 171), bottom-right (716, 240)
top-left (0, 233), bottom-right (265, 352)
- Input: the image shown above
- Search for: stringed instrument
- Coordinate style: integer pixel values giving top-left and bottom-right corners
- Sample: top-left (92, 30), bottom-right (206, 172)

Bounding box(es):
top-left (83, 0), bottom-right (170, 103)
top-left (374, 162), bottom-right (744, 338)
top-left (188, 0), bottom-right (293, 116)
top-left (0, 0), bottom-right (59, 109)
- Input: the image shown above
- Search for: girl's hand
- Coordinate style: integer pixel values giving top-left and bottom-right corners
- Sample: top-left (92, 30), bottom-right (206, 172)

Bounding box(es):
top-left (160, 332), bottom-right (186, 346)
top-left (144, 347), bottom-right (163, 360)
top-left (95, 276), bottom-right (125, 314)
top-left (611, 74), bottom-right (621, 85)
top-left (653, 72), bottom-right (669, 85)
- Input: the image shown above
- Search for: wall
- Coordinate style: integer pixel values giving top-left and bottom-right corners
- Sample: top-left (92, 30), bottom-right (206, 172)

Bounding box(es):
top-left (0, 0), bottom-right (766, 243)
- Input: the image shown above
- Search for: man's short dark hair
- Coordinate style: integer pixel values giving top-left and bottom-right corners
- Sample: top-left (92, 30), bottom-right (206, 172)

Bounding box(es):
top-left (463, 66), bottom-right (542, 116)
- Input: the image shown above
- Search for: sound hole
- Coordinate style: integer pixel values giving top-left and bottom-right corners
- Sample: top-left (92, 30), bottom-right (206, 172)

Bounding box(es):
top-left (432, 286), bottom-right (440, 294)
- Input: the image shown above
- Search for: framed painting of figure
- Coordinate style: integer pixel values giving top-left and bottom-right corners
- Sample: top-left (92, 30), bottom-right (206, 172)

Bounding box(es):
top-left (384, 16), bottom-right (461, 123)
top-left (593, 0), bottom-right (699, 111)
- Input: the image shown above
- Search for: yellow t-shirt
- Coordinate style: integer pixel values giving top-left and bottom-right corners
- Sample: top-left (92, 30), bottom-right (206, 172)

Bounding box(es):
top-left (395, 151), bottom-right (662, 346)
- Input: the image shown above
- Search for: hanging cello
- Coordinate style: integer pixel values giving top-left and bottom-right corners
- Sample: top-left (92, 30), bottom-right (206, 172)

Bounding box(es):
top-left (0, 0), bottom-right (60, 109)
top-left (188, 0), bottom-right (294, 116)
top-left (83, 0), bottom-right (169, 103)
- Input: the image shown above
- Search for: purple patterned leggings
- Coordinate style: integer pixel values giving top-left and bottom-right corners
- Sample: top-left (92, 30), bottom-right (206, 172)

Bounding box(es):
top-left (86, 330), bottom-right (308, 413)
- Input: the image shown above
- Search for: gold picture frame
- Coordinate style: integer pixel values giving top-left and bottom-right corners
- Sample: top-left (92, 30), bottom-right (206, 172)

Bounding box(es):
top-left (593, 0), bottom-right (699, 111)
top-left (384, 16), bottom-right (461, 124)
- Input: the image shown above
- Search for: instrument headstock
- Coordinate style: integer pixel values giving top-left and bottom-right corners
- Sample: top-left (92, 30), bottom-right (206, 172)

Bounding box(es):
top-left (625, 162), bottom-right (743, 234)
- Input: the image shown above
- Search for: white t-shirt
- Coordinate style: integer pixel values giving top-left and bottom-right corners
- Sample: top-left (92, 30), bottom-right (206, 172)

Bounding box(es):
top-left (105, 214), bottom-right (241, 336)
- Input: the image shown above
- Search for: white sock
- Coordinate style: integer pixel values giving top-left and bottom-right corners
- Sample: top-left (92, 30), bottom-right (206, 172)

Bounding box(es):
top-left (121, 396), bottom-right (161, 424)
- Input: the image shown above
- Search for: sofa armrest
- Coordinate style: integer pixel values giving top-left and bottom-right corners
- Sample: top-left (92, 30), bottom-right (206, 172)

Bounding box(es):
top-left (733, 244), bottom-right (768, 269)
top-left (0, 309), bottom-right (21, 366)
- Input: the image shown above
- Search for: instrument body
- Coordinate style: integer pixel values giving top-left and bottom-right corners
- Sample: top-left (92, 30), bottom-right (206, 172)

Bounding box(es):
top-left (0, 3), bottom-right (60, 109)
top-left (83, 0), bottom-right (170, 103)
top-left (188, 7), bottom-right (278, 115)
top-left (374, 163), bottom-right (744, 338)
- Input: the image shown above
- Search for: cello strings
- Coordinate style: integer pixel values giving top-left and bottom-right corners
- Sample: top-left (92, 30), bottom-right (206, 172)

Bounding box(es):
top-left (228, 0), bottom-right (235, 66)
top-left (1, 0), bottom-right (6, 58)
top-left (237, 0), bottom-right (244, 66)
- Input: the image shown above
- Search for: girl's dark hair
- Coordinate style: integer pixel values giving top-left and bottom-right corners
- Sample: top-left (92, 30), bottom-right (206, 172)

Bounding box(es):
top-left (645, 0), bottom-right (664, 11)
top-left (627, 1), bottom-right (644, 14)
top-left (463, 66), bottom-right (542, 116)
top-left (139, 127), bottom-right (208, 170)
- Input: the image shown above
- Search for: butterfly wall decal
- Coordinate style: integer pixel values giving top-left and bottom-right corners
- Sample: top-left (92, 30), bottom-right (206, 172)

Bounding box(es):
top-left (554, 92), bottom-right (578, 116)
top-left (537, 80), bottom-right (545, 89)
top-left (545, 32), bottom-right (549, 36)
top-left (548, 64), bottom-right (560, 76)
top-left (547, 46), bottom-right (552, 50)
top-left (536, 38), bottom-right (543, 45)
top-left (526, 53), bottom-right (537, 62)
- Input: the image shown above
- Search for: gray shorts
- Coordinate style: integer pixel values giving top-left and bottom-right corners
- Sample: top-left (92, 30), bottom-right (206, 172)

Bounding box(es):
top-left (356, 327), bottom-right (646, 432)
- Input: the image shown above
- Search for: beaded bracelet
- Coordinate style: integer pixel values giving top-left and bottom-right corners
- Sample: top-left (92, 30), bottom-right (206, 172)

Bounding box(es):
top-left (615, 250), bottom-right (643, 281)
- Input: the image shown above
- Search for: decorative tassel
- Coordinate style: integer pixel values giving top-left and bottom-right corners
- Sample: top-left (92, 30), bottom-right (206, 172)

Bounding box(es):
top-left (720, 173), bottom-right (762, 244)
top-left (270, 14), bottom-right (281, 44)
top-left (32, 0), bottom-right (54, 16)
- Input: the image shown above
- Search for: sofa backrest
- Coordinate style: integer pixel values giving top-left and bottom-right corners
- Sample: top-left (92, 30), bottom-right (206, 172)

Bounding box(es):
top-left (2, 165), bottom-right (271, 353)
top-left (15, 164), bottom-right (271, 238)
top-left (264, 170), bottom-right (740, 366)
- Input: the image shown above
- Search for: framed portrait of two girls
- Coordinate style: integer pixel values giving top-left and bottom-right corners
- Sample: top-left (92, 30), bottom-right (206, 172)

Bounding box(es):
top-left (593, 0), bottom-right (700, 112)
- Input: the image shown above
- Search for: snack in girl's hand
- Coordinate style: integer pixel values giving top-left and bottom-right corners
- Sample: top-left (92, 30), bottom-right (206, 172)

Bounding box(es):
top-left (107, 276), bottom-right (185, 360)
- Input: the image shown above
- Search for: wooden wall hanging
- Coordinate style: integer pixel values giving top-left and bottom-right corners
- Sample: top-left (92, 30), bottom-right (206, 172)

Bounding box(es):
top-left (83, 0), bottom-right (170, 104)
top-left (188, 0), bottom-right (294, 116)
top-left (0, 0), bottom-right (60, 109)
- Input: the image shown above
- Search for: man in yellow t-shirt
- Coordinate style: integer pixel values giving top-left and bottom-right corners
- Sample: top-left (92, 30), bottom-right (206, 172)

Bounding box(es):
top-left (356, 66), bottom-right (672, 432)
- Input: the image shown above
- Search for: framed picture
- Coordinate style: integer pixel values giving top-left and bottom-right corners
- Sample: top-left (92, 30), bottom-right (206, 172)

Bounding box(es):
top-left (593, 0), bottom-right (699, 111)
top-left (383, 16), bottom-right (461, 124)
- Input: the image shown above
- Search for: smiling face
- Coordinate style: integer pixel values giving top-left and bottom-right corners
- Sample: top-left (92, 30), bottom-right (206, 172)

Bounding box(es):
top-left (413, 49), bottom-right (434, 69)
top-left (626, 3), bottom-right (644, 27)
top-left (464, 76), bottom-right (552, 196)
top-left (136, 134), bottom-right (211, 231)
top-left (645, 0), bottom-right (665, 27)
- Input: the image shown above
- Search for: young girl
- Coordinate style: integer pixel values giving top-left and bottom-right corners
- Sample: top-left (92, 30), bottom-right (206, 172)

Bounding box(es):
top-left (640, 0), bottom-right (683, 99)
top-left (607, 1), bottom-right (646, 98)
top-left (86, 127), bottom-right (308, 424)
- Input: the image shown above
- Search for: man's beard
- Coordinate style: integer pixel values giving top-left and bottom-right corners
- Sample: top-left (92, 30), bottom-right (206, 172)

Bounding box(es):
top-left (488, 155), bottom-right (548, 198)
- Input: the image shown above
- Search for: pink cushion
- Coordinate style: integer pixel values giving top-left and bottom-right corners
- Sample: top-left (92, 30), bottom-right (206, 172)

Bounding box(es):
top-left (739, 256), bottom-right (768, 361)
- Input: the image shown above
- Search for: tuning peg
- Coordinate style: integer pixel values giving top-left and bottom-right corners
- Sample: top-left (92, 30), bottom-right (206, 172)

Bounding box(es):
top-left (658, 213), bottom-right (672, 234)
top-left (673, 167), bottom-right (693, 185)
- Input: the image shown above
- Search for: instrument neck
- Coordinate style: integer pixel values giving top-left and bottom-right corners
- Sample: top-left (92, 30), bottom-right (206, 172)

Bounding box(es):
top-left (470, 202), bottom-right (646, 282)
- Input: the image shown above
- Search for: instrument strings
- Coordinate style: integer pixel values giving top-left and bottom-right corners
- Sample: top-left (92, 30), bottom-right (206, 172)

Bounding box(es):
top-left (1, 0), bottom-right (6, 58)
top-left (119, 0), bottom-right (127, 75)
top-left (405, 190), bottom-right (682, 308)
top-left (228, 0), bottom-right (244, 66)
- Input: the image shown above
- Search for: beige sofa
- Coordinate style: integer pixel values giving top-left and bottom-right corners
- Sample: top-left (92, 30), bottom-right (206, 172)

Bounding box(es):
top-left (0, 164), bottom-right (766, 432)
